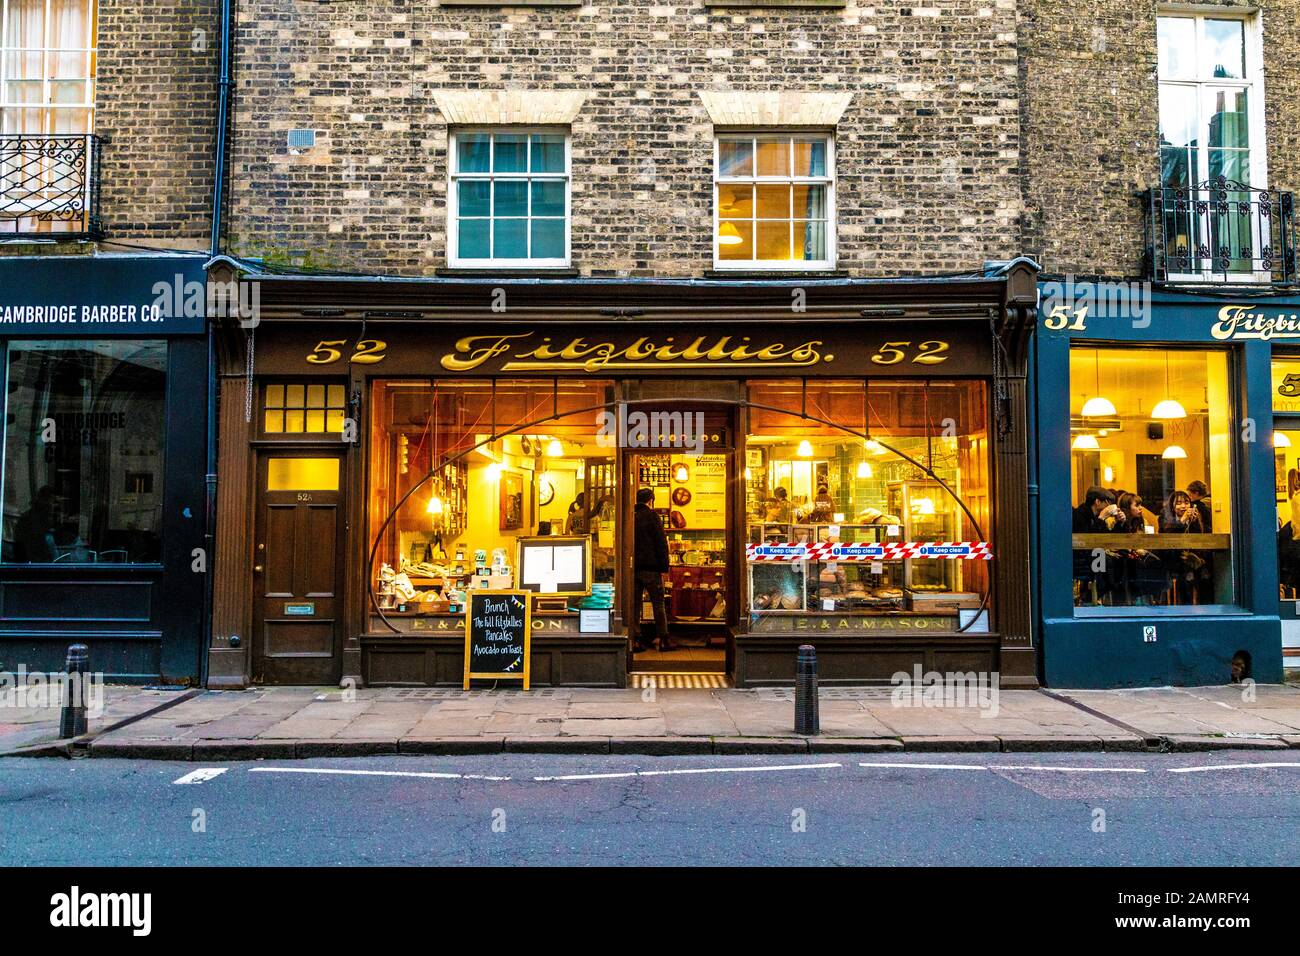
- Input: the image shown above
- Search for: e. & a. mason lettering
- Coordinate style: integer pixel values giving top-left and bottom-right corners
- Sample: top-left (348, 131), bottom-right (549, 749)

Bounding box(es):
top-left (439, 332), bottom-right (828, 373)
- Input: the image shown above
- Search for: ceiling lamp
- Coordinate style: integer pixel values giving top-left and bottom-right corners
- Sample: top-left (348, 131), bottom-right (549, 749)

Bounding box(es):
top-left (1150, 353), bottom-right (1186, 419)
top-left (1071, 433), bottom-right (1100, 451)
top-left (426, 495), bottom-right (444, 515)
top-left (797, 439), bottom-right (813, 457)
top-left (864, 439), bottom-right (886, 455)
top-left (856, 460), bottom-right (873, 479)
top-left (1161, 444), bottom-right (1188, 460)
top-left (485, 462), bottom-right (501, 481)
top-left (718, 221), bottom-right (744, 246)
top-left (674, 463), bottom-right (689, 483)
top-left (1275, 431), bottom-right (1292, 448)
top-left (1081, 349), bottom-right (1116, 417)
top-left (546, 438), bottom-right (563, 457)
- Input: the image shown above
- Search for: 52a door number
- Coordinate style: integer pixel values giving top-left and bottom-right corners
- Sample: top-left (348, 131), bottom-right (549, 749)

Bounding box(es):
top-left (306, 339), bottom-right (387, 365)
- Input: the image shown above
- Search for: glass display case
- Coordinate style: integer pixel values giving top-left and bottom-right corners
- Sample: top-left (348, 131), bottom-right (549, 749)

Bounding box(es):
top-left (887, 479), bottom-right (961, 592)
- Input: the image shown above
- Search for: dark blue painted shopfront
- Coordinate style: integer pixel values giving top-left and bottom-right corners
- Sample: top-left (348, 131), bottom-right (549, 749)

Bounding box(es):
top-left (0, 255), bottom-right (209, 683)
top-left (1031, 284), bottom-right (1297, 687)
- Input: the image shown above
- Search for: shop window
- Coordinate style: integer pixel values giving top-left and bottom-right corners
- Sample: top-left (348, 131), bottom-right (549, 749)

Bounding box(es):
top-left (263, 382), bottom-right (346, 434)
top-left (714, 133), bottom-right (834, 270)
top-left (448, 129), bottom-right (570, 268)
top-left (1069, 347), bottom-right (1235, 610)
top-left (745, 379), bottom-right (990, 632)
top-left (1271, 357), bottom-right (1300, 597)
top-left (267, 458), bottom-right (340, 491)
top-left (2, 339), bottom-right (165, 564)
top-left (1157, 11), bottom-right (1264, 278)
top-left (368, 379), bottom-right (614, 619)
top-left (0, 0), bottom-right (97, 235)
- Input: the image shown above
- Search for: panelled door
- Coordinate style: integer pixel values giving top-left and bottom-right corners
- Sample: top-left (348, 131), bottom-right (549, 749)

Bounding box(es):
top-left (252, 454), bottom-right (345, 685)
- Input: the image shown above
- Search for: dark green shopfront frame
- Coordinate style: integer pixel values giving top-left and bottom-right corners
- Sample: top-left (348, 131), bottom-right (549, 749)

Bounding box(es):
top-left (1031, 286), bottom-right (1289, 687)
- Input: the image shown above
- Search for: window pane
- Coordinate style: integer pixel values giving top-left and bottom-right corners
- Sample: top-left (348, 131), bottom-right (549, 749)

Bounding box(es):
top-left (493, 133), bottom-right (527, 173)
top-left (494, 179), bottom-right (527, 217)
top-left (306, 410), bottom-right (325, 432)
top-left (328, 385), bottom-right (346, 408)
top-left (1160, 147), bottom-right (1192, 190)
top-left (266, 384), bottom-right (285, 408)
top-left (1157, 17), bottom-right (1196, 80)
top-left (494, 218), bottom-right (528, 258)
top-left (285, 410), bottom-right (305, 432)
top-left (1069, 348), bottom-right (1234, 609)
top-left (48, 0), bottom-right (90, 47)
top-left (793, 138), bottom-right (827, 177)
top-left (530, 134), bottom-right (565, 173)
top-left (1158, 85), bottom-right (1198, 150)
top-left (718, 139), bottom-right (753, 177)
top-left (1204, 19), bottom-right (1245, 79)
top-left (755, 219), bottom-right (791, 260)
top-left (306, 384), bottom-right (325, 408)
top-left (1207, 88), bottom-right (1249, 149)
top-left (458, 180), bottom-right (490, 218)
top-left (717, 183), bottom-right (753, 218)
top-left (1208, 149), bottom-right (1249, 185)
top-left (718, 219), bottom-right (752, 260)
top-left (50, 80), bottom-right (85, 105)
top-left (531, 218), bottom-right (565, 259)
top-left (3, 341), bottom-right (166, 565)
top-left (755, 184), bottom-right (790, 219)
top-left (793, 184), bottom-right (827, 219)
top-left (51, 52), bottom-right (88, 81)
top-left (458, 219), bottom-right (490, 259)
top-left (326, 409), bottom-right (345, 433)
top-left (264, 410), bottom-right (283, 434)
top-left (285, 384), bottom-right (305, 409)
top-left (794, 220), bottom-right (826, 260)
top-left (756, 139), bottom-right (790, 177)
top-left (6, 0), bottom-right (44, 42)
top-left (531, 179), bottom-right (565, 218)
top-left (267, 458), bottom-right (339, 491)
top-left (456, 133), bottom-right (490, 173)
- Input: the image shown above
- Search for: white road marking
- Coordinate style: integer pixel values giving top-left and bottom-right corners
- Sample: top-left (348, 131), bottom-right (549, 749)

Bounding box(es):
top-left (1169, 762), bottom-right (1300, 774)
top-left (858, 762), bottom-right (988, 771)
top-left (996, 765), bottom-right (1147, 774)
top-left (172, 768), bottom-right (228, 785)
top-left (534, 761), bottom-right (841, 782)
top-left (248, 767), bottom-right (511, 781)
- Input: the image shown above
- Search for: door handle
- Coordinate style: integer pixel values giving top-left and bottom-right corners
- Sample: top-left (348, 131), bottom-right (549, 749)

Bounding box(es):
top-left (254, 564), bottom-right (264, 573)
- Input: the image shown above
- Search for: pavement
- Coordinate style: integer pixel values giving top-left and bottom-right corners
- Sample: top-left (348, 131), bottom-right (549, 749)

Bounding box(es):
top-left (5, 679), bottom-right (1300, 759)
top-left (4, 750), bottom-right (1298, 866)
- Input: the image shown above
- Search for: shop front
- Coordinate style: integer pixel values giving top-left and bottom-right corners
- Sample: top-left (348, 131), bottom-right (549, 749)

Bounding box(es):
top-left (205, 260), bottom-right (1039, 688)
top-left (1031, 286), bottom-right (1295, 687)
top-left (0, 255), bottom-right (209, 682)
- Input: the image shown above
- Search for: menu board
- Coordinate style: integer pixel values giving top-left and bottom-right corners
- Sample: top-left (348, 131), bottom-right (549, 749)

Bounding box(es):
top-left (518, 535), bottom-right (590, 593)
top-left (463, 590), bottom-right (531, 689)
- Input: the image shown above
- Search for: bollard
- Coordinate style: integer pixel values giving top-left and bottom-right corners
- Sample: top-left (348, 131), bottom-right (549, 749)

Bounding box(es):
top-left (794, 644), bottom-right (819, 736)
top-left (59, 644), bottom-right (89, 739)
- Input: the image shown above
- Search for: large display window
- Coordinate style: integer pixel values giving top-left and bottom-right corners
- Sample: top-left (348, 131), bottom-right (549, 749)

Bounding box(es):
top-left (1272, 357), bottom-right (1300, 598)
top-left (367, 378), bottom-right (615, 621)
top-left (1069, 346), bottom-right (1235, 609)
top-left (744, 379), bottom-right (991, 631)
top-left (2, 339), bottom-right (166, 564)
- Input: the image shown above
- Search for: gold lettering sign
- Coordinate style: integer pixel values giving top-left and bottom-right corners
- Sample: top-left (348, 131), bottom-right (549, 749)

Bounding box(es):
top-left (439, 332), bottom-right (830, 373)
top-left (1212, 305), bottom-right (1300, 342)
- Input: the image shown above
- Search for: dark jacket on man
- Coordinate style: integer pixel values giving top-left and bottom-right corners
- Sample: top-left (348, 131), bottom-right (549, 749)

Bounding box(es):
top-left (634, 503), bottom-right (670, 573)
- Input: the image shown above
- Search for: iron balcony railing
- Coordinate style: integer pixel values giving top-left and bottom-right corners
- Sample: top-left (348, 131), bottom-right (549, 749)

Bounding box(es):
top-left (0, 133), bottom-right (103, 240)
top-left (1143, 177), bottom-right (1296, 286)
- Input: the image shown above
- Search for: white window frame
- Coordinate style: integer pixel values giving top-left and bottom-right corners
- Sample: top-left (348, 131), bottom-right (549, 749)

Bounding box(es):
top-left (0, 0), bottom-right (98, 135)
top-left (713, 132), bottom-right (836, 272)
top-left (447, 127), bottom-right (571, 270)
top-left (1157, 8), bottom-right (1268, 282)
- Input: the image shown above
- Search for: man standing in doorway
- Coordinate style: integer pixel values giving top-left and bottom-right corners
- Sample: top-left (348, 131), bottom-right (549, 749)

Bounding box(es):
top-left (633, 486), bottom-right (673, 652)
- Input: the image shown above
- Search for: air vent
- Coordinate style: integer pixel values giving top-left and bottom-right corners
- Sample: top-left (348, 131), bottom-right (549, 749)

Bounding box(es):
top-left (286, 129), bottom-right (316, 152)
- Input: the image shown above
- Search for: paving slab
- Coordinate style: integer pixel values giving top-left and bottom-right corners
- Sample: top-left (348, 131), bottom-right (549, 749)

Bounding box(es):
top-left (559, 717), bottom-right (668, 736)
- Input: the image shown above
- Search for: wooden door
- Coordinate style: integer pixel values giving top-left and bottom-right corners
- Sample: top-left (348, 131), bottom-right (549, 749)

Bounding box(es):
top-left (252, 454), bottom-right (344, 685)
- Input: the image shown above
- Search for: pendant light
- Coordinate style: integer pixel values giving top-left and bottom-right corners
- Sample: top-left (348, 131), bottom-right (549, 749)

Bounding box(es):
top-left (426, 495), bottom-right (444, 514)
top-left (797, 439), bottom-right (813, 457)
top-left (1071, 433), bottom-right (1100, 450)
top-left (856, 460), bottom-right (873, 478)
top-left (546, 438), bottom-right (563, 457)
top-left (1150, 353), bottom-right (1187, 420)
top-left (1080, 349), bottom-right (1117, 417)
top-left (1275, 431), bottom-right (1292, 448)
top-left (1161, 444), bottom-right (1188, 460)
top-left (718, 221), bottom-right (744, 246)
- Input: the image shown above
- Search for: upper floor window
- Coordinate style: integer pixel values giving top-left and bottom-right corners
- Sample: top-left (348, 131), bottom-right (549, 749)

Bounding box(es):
top-left (448, 129), bottom-right (570, 269)
top-left (1, 0), bottom-right (97, 135)
top-left (714, 133), bottom-right (834, 270)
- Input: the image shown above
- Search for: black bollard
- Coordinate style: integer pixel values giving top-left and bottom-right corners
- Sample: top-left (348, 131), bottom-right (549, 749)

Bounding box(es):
top-left (794, 644), bottom-right (819, 735)
top-left (59, 644), bottom-right (89, 739)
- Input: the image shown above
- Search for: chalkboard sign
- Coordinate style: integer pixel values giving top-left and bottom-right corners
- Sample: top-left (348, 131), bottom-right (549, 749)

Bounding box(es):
top-left (463, 590), bottom-right (531, 689)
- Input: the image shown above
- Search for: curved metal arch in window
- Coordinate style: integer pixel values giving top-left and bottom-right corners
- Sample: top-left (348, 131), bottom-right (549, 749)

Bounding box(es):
top-left (367, 386), bottom-right (990, 634)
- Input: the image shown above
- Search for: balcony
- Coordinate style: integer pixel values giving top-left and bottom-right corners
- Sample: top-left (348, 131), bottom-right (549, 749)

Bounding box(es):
top-left (1142, 177), bottom-right (1296, 287)
top-left (0, 134), bottom-right (103, 240)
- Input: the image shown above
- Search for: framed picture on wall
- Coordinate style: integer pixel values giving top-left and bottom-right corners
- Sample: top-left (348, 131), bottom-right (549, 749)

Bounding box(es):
top-left (500, 472), bottom-right (524, 531)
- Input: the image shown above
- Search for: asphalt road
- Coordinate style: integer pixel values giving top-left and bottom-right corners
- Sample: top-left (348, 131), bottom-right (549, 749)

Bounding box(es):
top-left (2, 751), bottom-right (1298, 866)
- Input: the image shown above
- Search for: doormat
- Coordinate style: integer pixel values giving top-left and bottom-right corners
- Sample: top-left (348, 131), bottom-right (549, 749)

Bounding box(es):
top-left (630, 673), bottom-right (731, 689)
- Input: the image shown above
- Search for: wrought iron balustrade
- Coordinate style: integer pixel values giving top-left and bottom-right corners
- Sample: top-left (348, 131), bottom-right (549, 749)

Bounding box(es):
top-left (0, 133), bottom-right (102, 240)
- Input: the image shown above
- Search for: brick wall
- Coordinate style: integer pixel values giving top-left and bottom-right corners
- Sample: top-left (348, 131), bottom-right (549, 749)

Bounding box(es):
top-left (94, 0), bottom-right (220, 249)
top-left (227, 0), bottom-right (1023, 277)
top-left (1020, 0), bottom-right (1300, 279)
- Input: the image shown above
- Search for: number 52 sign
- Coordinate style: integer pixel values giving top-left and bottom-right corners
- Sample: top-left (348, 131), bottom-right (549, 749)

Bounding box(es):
top-left (306, 339), bottom-right (388, 365)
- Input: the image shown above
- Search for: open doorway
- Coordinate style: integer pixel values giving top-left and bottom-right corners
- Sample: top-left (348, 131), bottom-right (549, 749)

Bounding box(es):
top-left (626, 439), bottom-right (734, 675)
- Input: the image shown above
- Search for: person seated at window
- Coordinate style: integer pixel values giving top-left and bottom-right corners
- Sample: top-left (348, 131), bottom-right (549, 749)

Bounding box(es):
top-left (1110, 492), bottom-right (1164, 605)
top-left (1160, 489), bottom-right (1211, 603)
top-left (1160, 489), bottom-right (1204, 533)
top-left (564, 492), bottom-right (589, 535)
top-left (1187, 479), bottom-right (1212, 532)
top-left (764, 486), bottom-right (792, 523)
top-left (1072, 486), bottom-right (1117, 604)
top-left (798, 483), bottom-right (836, 523)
